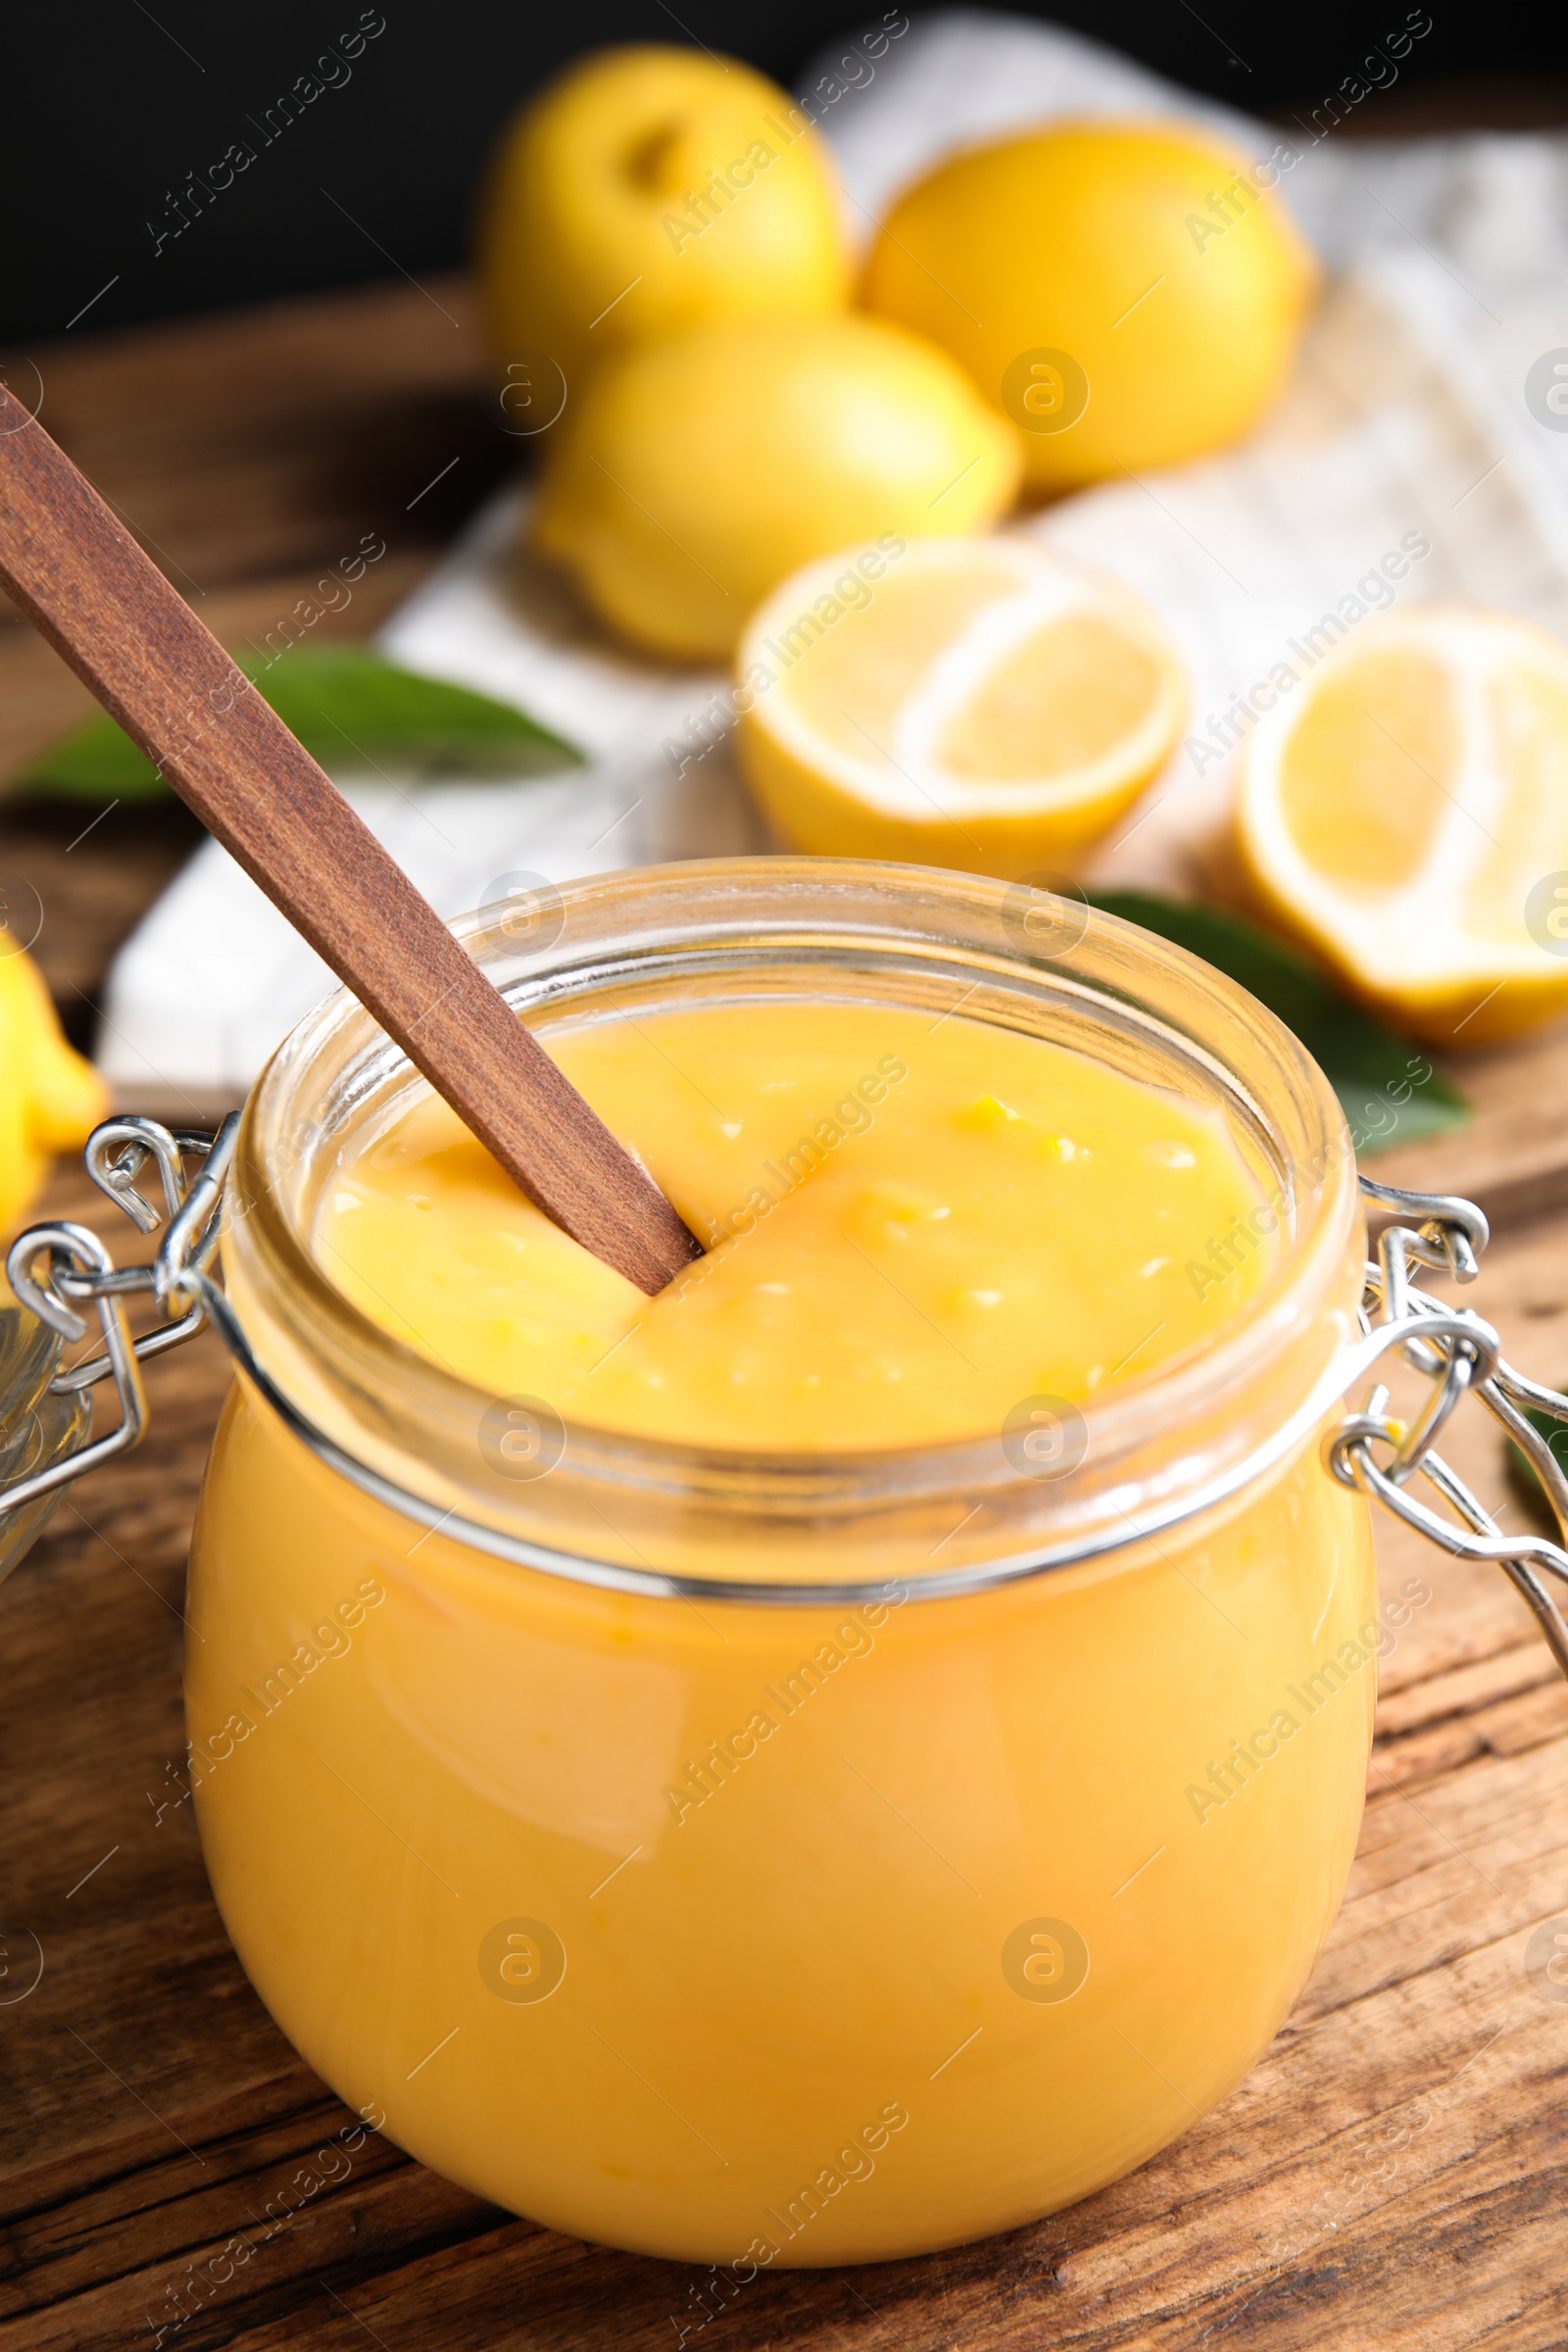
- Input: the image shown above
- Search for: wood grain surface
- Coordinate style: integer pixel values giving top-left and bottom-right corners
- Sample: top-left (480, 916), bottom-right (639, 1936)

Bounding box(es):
top-left (5, 272), bottom-right (1568, 2352)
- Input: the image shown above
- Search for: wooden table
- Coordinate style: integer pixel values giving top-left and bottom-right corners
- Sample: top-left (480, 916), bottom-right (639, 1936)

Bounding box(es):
top-left (6, 274), bottom-right (1568, 2352)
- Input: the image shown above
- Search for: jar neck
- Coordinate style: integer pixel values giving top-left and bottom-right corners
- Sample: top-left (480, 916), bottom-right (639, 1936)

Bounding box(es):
top-left (222, 859), bottom-right (1360, 1593)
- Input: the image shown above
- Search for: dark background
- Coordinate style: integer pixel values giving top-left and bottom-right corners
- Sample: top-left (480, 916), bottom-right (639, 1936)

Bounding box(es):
top-left (5, 1), bottom-right (1568, 343)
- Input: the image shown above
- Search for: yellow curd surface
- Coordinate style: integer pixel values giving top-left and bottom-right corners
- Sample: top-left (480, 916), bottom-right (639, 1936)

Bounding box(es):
top-left (186, 992), bottom-right (1375, 2265)
top-left (312, 1000), bottom-right (1276, 1446)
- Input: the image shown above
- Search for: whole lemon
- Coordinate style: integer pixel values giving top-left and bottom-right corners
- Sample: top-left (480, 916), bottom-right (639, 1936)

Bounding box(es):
top-left (531, 314), bottom-right (1023, 661)
top-left (862, 120), bottom-right (1319, 491)
top-left (477, 45), bottom-right (851, 394)
top-left (0, 938), bottom-right (107, 1243)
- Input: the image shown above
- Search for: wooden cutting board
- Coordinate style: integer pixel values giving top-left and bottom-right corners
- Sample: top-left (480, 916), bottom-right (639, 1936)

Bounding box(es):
top-left (5, 270), bottom-right (1568, 2352)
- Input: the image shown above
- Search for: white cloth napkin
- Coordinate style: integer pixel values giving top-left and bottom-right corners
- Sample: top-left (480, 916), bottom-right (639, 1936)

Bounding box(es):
top-left (98, 10), bottom-right (1568, 1096)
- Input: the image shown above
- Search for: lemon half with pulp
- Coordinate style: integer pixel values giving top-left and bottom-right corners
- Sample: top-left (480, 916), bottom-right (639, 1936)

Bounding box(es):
top-left (735, 535), bottom-right (1186, 877)
top-left (1238, 605), bottom-right (1568, 1046)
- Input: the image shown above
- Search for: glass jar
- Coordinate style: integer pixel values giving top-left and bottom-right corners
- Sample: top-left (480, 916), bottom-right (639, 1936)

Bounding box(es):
top-left (184, 858), bottom-right (1373, 2268)
top-left (0, 1305), bottom-right (88, 1584)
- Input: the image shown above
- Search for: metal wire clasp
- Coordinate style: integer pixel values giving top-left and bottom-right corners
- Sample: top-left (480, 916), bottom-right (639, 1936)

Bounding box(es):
top-left (0, 1114), bottom-right (238, 1525)
top-left (1325, 1176), bottom-right (1568, 1679)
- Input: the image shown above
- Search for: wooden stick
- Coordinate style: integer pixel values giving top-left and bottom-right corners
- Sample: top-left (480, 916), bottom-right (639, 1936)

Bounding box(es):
top-left (0, 385), bottom-right (702, 1295)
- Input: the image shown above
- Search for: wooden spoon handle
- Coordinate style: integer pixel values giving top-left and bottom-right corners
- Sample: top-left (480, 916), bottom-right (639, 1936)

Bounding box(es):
top-left (0, 385), bottom-right (701, 1296)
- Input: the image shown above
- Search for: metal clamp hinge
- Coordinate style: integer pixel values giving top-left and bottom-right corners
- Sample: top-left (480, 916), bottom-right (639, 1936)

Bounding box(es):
top-left (1325, 1175), bottom-right (1568, 1680)
top-left (1, 1114), bottom-right (238, 1524)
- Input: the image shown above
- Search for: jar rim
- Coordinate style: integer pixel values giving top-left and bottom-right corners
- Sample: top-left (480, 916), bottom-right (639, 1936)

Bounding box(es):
top-left (222, 858), bottom-right (1361, 1592)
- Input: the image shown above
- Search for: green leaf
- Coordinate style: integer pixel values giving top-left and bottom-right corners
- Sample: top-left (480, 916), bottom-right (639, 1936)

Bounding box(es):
top-left (10, 643), bottom-right (583, 802)
top-left (1089, 892), bottom-right (1470, 1155)
top-left (1506, 1394), bottom-right (1568, 1526)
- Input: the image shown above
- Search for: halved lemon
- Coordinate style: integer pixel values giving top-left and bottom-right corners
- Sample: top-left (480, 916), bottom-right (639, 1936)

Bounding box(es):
top-left (733, 536), bottom-right (1186, 878)
top-left (1238, 606), bottom-right (1568, 1048)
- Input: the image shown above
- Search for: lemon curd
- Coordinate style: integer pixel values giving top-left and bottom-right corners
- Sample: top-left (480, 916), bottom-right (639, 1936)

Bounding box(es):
top-left (184, 868), bottom-right (1375, 2267)
top-left (314, 1003), bottom-right (1275, 1448)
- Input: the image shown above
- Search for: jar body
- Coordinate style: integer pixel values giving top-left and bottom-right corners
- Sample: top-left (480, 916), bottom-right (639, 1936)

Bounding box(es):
top-left (185, 858), bottom-right (1376, 2263)
top-left (186, 1383), bottom-right (1374, 2264)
